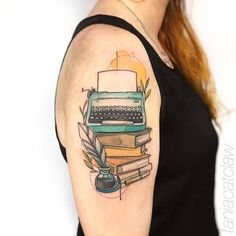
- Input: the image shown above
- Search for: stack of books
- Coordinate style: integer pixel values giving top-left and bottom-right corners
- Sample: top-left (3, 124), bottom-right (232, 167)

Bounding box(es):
top-left (93, 128), bottom-right (152, 188)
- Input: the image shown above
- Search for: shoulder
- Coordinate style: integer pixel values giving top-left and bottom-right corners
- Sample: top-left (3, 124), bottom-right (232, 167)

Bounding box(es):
top-left (63, 23), bottom-right (153, 75)
top-left (70, 23), bottom-right (139, 53)
top-left (57, 23), bottom-right (160, 110)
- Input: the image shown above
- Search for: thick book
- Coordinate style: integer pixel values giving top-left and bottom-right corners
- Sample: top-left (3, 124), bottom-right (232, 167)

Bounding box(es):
top-left (96, 128), bottom-right (152, 148)
top-left (91, 153), bottom-right (150, 174)
top-left (121, 171), bottom-right (151, 188)
top-left (118, 163), bottom-right (152, 182)
top-left (104, 144), bottom-right (147, 157)
top-left (104, 154), bottom-right (150, 174)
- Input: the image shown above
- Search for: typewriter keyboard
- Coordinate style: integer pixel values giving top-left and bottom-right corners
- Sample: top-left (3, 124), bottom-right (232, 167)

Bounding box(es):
top-left (88, 105), bottom-right (144, 124)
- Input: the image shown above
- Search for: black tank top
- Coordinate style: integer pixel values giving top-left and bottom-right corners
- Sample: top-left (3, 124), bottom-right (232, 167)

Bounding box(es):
top-left (54, 14), bottom-right (219, 236)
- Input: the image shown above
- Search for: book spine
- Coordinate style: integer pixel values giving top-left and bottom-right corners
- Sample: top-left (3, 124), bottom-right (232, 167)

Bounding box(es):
top-left (135, 134), bottom-right (151, 146)
top-left (97, 135), bottom-right (135, 147)
top-left (117, 157), bottom-right (149, 174)
top-left (96, 128), bottom-right (152, 148)
top-left (105, 145), bottom-right (145, 157)
top-left (121, 171), bottom-right (151, 188)
top-left (118, 163), bottom-right (153, 181)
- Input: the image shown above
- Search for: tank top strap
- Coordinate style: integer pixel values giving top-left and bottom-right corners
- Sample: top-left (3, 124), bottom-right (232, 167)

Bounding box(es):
top-left (73, 14), bottom-right (152, 46)
top-left (72, 14), bottom-right (166, 71)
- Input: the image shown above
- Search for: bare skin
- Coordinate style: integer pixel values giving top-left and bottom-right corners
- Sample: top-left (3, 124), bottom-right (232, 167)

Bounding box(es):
top-left (55, 1), bottom-right (170, 235)
top-left (56, 0), bottom-right (170, 146)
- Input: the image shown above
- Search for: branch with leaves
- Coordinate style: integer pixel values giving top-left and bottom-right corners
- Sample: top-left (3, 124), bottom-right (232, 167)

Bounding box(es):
top-left (140, 77), bottom-right (151, 101)
top-left (78, 123), bottom-right (107, 169)
top-left (82, 150), bottom-right (96, 172)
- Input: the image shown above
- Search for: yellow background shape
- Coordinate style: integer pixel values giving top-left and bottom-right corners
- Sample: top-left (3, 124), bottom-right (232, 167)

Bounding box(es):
top-left (109, 50), bottom-right (148, 88)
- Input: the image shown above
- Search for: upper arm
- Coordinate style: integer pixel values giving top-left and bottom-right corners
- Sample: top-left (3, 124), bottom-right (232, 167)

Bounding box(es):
top-left (56, 25), bottom-right (161, 236)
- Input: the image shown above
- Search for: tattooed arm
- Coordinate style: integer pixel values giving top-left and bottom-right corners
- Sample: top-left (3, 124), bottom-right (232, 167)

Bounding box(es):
top-left (55, 25), bottom-right (161, 236)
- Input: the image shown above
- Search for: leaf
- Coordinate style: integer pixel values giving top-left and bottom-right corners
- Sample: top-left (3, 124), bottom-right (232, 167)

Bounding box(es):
top-left (79, 106), bottom-right (84, 117)
top-left (81, 140), bottom-right (93, 151)
top-left (88, 128), bottom-right (95, 144)
top-left (81, 143), bottom-right (98, 159)
top-left (145, 78), bottom-right (150, 89)
top-left (78, 123), bottom-right (94, 145)
top-left (78, 122), bottom-right (106, 167)
top-left (86, 153), bottom-right (101, 166)
top-left (83, 115), bottom-right (87, 124)
top-left (82, 100), bottom-right (88, 123)
top-left (145, 89), bottom-right (151, 100)
top-left (81, 138), bottom-right (94, 150)
top-left (84, 159), bottom-right (93, 170)
top-left (140, 80), bottom-right (145, 93)
top-left (79, 100), bottom-right (88, 122)
top-left (81, 143), bottom-right (101, 165)
top-left (100, 146), bottom-right (106, 165)
top-left (83, 100), bottom-right (88, 113)
top-left (95, 137), bottom-right (101, 155)
top-left (82, 150), bottom-right (92, 163)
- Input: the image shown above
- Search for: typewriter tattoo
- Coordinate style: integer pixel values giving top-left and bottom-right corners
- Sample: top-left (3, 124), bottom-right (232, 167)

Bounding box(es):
top-left (78, 50), bottom-right (152, 199)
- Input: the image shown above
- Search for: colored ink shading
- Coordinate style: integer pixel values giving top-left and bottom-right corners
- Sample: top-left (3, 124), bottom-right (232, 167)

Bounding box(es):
top-left (78, 51), bottom-right (153, 197)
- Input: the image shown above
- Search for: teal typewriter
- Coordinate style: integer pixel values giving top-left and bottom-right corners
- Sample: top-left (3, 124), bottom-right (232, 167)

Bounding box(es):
top-left (85, 69), bottom-right (147, 133)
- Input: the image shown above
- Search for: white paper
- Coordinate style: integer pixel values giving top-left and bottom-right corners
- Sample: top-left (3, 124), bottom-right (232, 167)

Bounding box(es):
top-left (97, 70), bottom-right (137, 92)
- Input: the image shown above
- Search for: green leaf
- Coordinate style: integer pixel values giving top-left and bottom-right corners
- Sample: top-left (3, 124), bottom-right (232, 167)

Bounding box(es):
top-left (145, 78), bottom-right (150, 89)
top-left (140, 80), bottom-right (145, 93)
top-left (145, 89), bottom-right (151, 100)
top-left (100, 146), bottom-right (106, 165)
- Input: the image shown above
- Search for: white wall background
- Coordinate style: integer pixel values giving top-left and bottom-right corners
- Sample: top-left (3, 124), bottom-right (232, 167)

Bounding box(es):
top-left (0, 0), bottom-right (235, 235)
